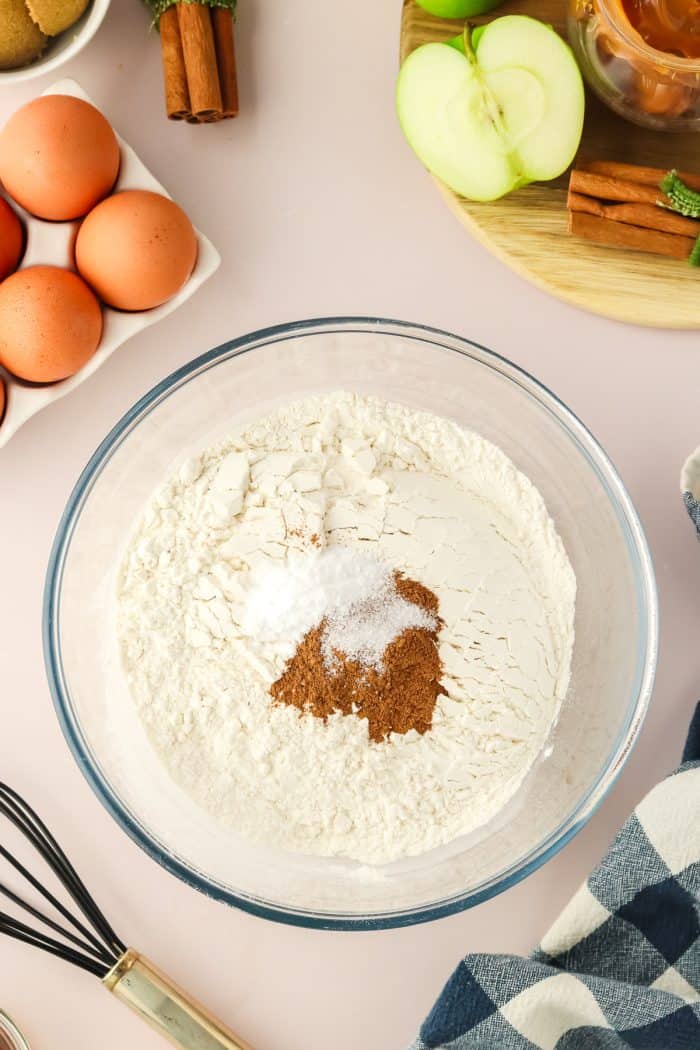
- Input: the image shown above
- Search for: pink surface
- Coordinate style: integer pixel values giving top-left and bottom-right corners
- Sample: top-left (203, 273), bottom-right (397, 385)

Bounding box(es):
top-left (1, 3), bottom-right (699, 1049)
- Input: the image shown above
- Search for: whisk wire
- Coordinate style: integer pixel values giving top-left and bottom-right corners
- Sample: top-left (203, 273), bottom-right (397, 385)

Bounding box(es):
top-left (0, 910), bottom-right (108, 977)
top-left (2, 785), bottom-right (125, 950)
top-left (0, 877), bottom-right (114, 964)
top-left (0, 840), bottom-right (115, 965)
top-left (0, 785), bottom-right (125, 957)
top-left (0, 784), bottom-right (126, 975)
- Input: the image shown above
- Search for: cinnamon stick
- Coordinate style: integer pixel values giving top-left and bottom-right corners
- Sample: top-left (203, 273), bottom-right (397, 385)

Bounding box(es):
top-left (212, 7), bottom-right (239, 118)
top-left (159, 7), bottom-right (191, 120)
top-left (569, 211), bottom-right (694, 260)
top-left (567, 191), bottom-right (605, 218)
top-left (569, 170), bottom-right (664, 207)
top-left (568, 191), bottom-right (700, 237)
top-left (580, 160), bottom-right (700, 193)
top-left (177, 2), bottom-right (222, 121)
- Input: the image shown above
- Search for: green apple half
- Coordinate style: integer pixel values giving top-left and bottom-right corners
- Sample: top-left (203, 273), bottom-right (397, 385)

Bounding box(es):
top-left (397, 16), bottom-right (585, 202)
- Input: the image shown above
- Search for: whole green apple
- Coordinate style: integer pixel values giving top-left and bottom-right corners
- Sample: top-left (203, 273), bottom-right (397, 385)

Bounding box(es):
top-left (415, 0), bottom-right (504, 16)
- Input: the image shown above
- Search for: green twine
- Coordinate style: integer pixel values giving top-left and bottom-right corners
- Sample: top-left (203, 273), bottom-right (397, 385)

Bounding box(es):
top-left (144, 0), bottom-right (236, 28)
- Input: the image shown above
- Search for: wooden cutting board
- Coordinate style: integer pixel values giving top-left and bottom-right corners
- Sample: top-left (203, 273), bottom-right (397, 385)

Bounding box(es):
top-left (400, 0), bottom-right (700, 328)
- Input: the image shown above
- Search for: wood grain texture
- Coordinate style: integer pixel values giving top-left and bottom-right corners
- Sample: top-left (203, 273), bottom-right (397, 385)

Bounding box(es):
top-left (400, 0), bottom-right (700, 328)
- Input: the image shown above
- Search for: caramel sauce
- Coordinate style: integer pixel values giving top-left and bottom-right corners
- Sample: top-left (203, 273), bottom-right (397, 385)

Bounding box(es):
top-left (621, 0), bottom-right (700, 58)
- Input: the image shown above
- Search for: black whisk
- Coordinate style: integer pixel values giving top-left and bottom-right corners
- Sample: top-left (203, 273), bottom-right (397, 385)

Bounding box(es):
top-left (0, 783), bottom-right (125, 978)
top-left (0, 783), bottom-right (252, 1050)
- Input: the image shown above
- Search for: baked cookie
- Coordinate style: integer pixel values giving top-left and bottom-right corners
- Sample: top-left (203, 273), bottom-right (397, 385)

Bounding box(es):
top-left (0, 0), bottom-right (47, 69)
top-left (25, 0), bottom-right (89, 36)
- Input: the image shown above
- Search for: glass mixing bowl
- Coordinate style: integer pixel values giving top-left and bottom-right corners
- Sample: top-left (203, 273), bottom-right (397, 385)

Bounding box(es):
top-left (44, 319), bottom-right (658, 930)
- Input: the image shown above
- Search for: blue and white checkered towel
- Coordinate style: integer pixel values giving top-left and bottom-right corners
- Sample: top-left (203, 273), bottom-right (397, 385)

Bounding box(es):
top-left (683, 447), bottom-right (700, 538)
top-left (411, 458), bottom-right (700, 1050)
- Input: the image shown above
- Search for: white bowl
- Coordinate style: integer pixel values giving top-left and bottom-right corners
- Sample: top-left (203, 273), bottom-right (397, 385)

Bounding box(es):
top-left (0, 0), bottom-right (110, 83)
top-left (0, 78), bottom-right (220, 449)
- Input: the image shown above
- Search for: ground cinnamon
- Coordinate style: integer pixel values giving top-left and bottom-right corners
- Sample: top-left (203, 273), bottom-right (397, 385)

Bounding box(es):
top-left (271, 573), bottom-right (445, 743)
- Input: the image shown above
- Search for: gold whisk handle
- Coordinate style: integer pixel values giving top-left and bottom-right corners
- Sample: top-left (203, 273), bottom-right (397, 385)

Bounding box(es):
top-left (103, 949), bottom-right (253, 1050)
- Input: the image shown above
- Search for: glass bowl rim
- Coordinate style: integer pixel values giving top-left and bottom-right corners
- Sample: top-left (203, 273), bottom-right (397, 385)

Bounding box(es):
top-left (43, 316), bottom-right (659, 930)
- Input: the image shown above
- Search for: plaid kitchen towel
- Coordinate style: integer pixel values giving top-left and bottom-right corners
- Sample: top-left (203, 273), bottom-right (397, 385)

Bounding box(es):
top-left (411, 463), bottom-right (700, 1050)
top-left (683, 447), bottom-right (700, 536)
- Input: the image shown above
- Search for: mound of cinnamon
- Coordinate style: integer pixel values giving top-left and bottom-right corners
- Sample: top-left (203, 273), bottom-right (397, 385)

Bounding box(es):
top-left (155, 2), bottom-right (239, 123)
top-left (271, 574), bottom-right (446, 743)
top-left (567, 161), bottom-right (700, 263)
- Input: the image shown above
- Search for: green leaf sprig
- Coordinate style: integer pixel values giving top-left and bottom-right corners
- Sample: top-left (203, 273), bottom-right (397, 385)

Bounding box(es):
top-left (659, 171), bottom-right (700, 267)
top-left (145, 0), bottom-right (236, 27)
top-left (661, 171), bottom-right (700, 218)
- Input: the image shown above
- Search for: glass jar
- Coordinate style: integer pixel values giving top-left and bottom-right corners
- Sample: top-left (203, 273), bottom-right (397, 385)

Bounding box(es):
top-left (0, 1013), bottom-right (30, 1050)
top-left (568, 0), bottom-right (700, 130)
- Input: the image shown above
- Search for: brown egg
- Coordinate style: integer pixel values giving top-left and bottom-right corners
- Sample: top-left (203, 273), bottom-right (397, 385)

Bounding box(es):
top-left (0, 266), bottom-right (102, 383)
top-left (0, 197), bottom-right (23, 280)
top-left (75, 190), bottom-right (198, 311)
top-left (0, 95), bottom-right (120, 221)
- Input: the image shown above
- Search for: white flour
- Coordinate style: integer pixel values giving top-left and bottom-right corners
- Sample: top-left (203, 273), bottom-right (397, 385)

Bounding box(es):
top-left (117, 392), bottom-right (576, 864)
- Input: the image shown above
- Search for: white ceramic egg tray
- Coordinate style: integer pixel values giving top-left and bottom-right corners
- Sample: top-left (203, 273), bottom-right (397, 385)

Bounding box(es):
top-left (0, 79), bottom-right (221, 449)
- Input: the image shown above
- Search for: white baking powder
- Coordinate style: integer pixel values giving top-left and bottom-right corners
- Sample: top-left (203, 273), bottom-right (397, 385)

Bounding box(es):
top-left (117, 392), bottom-right (576, 864)
top-left (245, 546), bottom-right (436, 669)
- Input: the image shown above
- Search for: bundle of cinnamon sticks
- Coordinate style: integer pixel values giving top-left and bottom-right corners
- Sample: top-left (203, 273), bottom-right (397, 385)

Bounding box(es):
top-left (568, 161), bottom-right (700, 263)
top-left (158, 2), bottom-right (238, 123)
